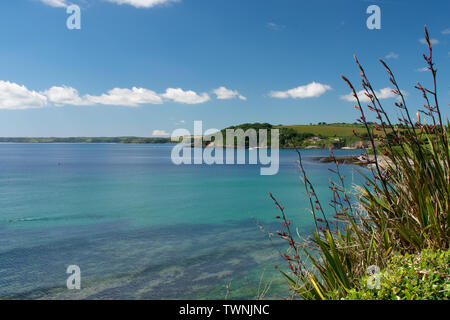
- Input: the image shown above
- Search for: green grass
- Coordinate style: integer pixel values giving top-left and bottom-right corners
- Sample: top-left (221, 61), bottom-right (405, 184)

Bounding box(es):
top-left (277, 123), bottom-right (395, 147)
top-left (216, 123), bottom-right (378, 148)
top-left (278, 124), bottom-right (368, 138)
top-left (338, 249), bottom-right (449, 300)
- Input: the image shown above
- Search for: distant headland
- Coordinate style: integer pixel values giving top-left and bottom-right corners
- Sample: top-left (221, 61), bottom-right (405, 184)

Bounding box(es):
top-left (0, 137), bottom-right (174, 144)
top-left (0, 122), bottom-right (401, 149)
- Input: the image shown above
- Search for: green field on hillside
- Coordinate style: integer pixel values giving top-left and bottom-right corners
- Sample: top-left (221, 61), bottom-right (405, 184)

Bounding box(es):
top-left (216, 123), bottom-right (377, 149)
top-left (278, 124), bottom-right (368, 138)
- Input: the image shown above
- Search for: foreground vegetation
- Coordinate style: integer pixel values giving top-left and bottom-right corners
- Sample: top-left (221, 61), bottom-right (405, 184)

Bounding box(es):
top-left (338, 249), bottom-right (449, 300)
top-left (268, 27), bottom-right (449, 300)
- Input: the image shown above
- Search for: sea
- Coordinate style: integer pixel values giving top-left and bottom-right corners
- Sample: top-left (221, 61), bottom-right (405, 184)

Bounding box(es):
top-left (0, 144), bottom-right (366, 299)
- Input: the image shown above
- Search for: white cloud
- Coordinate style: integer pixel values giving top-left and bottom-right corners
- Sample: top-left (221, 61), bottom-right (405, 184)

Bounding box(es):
top-left (269, 82), bottom-right (332, 99)
top-left (267, 22), bottom-right (285, 31)
top-left (442, 28), bottom-right (450, 35)
top-left (415, 67), bottom-right (429, 72)
top-left (213, 86), bottom-right (247, 101)
top-left (40, 0), bottom-right (179, 9)
top-left (44, 86), bottom-right (91, 106)
top-left (0, 81), bottom-right (224, 109)
top-left (419, 38), bottom-right (439, 45)
top-left (152, 129), bottom-right (169, 136)
top-left (85, 87), bottom-right (163, 106)
top-left (39, 0), bottom-right (69, 7)
top-left (46, 86), bottom-right (164, 107)
top-left (106, 0), bottom-right (178, 8)
top-left (0, 81), bottom-right (48, 110)
top-left (385, 52), bottom-right (399, 60)
top-left (162, 88), bottom-right (210, 104)
top-left (340, 87), bottom-right (404, 103)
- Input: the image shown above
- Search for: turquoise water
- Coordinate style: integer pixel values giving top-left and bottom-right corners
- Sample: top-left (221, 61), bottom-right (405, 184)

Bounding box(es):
top-left (0, 144), bottom-right (365, 299)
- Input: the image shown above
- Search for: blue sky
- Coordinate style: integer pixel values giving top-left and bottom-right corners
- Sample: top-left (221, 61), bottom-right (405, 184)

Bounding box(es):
top-left (0, 0), bottom-right (448, 137)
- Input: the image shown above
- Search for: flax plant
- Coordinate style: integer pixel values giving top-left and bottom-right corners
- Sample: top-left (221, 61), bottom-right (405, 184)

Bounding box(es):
top-left (269, 27), bottom-right (449, 300)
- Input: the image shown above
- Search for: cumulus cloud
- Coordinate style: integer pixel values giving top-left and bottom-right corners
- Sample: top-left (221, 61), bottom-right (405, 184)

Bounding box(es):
top-left (419, 38), bottom-right (439, 45)
top-left (385, 52), bottom-right (399, 60)
top-left (44, 86), bottom-right (91, 106)
top-left (152, 129), bottom-right (169, 136)
top-left (85, 87), bottom-right (163, 106)
top-left (106, 0), bottom-right (178, 8)
top-left (213, 86), bottom-right (246, 101)
top-left (0, 80), bottom-right (216, 109)
top-left (39, 0), bottom-right (69, 7)
top-left (269, 82), bottom-right (332, 99)
top-left (46, 86), bottom-right (163, 107)
top-left (162, 88), bottom-right (210, 104)
top-left (442, 28), bottom-right (450, 35)
top-left (0, 81), bottom-right (48, 110)
top-left (340, 87), bottom-right (405, 103)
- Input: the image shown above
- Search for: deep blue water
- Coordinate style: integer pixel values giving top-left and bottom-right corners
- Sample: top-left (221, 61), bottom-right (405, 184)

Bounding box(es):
top-left (0, 144), bottom-right (365, 299)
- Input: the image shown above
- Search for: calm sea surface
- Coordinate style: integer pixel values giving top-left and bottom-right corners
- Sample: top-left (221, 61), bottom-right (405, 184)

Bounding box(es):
top-left (0, 144), bottom-right (365, 299)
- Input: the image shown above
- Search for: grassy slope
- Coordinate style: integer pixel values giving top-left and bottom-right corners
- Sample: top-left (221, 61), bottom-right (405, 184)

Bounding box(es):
top-left (278, 124), bottom-right (368, 137)
top-left (277, 123), bottom-right (371, 148)
top-left (213, 123), bottom-right (378, 148)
